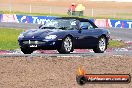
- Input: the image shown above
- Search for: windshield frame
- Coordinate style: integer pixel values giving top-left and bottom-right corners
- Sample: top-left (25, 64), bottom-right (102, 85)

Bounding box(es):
top-left (39, 19), bottom-right (79, 30)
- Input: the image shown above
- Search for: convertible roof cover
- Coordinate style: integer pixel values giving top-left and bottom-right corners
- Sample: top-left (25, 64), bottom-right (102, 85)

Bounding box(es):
top-left (56, 17), bottom-right (89, 22)
top-left (56, 17), bottom-right (98, 28)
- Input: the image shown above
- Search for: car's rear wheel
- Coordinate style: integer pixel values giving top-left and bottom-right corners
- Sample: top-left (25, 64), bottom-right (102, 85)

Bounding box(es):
top-left (57, 36), bottom-right (73, 54)
top-left (93, 36), bottom-right (107, 53)
top-left (21, 47), bottom-right (34, 54)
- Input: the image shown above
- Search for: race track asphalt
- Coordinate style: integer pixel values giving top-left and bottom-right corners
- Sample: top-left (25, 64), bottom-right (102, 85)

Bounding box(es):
top-left (109, 28), bottom-right (132, 41)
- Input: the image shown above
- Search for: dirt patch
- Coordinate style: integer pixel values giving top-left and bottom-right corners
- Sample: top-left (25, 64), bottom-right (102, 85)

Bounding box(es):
top-left (1, 0), bottom-right (132, 9)
top-left (0, 56), bottom-right (131, 88)
top-left (0, 0), bottom-right (132, 19)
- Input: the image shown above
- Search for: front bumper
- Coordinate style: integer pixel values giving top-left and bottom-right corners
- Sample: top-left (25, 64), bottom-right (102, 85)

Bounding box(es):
top-left (18, 39), bottom-right (62, 50)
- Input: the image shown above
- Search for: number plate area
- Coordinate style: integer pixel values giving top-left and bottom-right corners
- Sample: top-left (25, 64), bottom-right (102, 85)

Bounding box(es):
top-left (30, 45), bottom-right (37, 47)
top-left (23, 40), bottom-right (45, 47)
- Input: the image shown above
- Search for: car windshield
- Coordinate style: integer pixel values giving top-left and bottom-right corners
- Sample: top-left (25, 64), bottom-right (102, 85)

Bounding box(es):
top-left (40, 19), bottom-right (78, 30)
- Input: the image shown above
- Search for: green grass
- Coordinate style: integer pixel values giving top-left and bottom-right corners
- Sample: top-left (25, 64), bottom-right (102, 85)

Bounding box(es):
top-left (0, 28), bottom-right (23, 50)
top-left (108, 39), bottom-right (126, 48)
top-left (0, 28), bottom-right (126, 50)
top-left (0, 10), bottom-right (68, 17)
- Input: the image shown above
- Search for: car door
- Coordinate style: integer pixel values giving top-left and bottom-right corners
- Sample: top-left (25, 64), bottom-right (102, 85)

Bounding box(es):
top-left (76, 21), bottom-right (99, 48)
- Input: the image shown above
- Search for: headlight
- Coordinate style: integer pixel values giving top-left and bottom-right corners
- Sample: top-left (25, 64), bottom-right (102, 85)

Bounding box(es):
top-left (18, 33), bottom-right (24, 38)
top-left (45, 35), bottom-right (57, 40)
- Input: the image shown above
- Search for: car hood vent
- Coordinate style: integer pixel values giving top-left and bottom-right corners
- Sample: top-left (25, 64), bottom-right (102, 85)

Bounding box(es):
top-left (23, 29), bottom-right (61, 38)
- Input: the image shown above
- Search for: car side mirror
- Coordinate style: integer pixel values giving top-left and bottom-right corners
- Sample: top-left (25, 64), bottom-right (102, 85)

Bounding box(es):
top-left (80, 25), bottom-right (88, 30)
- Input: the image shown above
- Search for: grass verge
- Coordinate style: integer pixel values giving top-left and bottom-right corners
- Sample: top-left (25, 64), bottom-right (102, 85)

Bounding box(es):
top-left (0, 28), bottom-right (23, 50)
top-left (0, 10), bottom-right (132, 20)
top-left (108, 39), bottom-right (126, 48)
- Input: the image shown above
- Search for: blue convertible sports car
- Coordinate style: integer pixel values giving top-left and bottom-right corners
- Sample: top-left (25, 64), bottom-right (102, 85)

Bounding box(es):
top-left (18, 17), bottom-right (110, 54)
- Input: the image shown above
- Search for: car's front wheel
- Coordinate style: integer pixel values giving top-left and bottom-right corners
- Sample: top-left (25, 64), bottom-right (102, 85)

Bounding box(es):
top-left (93, 36), bottom-right (107, 53)
top-left (57, 36), bottom-right (73, 54)
top-left (20, 47), bottom-right (34, 54)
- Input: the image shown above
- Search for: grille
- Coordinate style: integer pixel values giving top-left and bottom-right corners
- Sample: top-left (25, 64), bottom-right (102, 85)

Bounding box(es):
top-left (23, 40), bottom-right (45, 44)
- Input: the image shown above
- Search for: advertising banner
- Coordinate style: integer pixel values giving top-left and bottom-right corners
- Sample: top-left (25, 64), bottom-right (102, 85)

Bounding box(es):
top-left (108, 19), bottom-right (132, 29)
top-left (1, 14), bottom-right (19, 23)
top-left (94, 19), bottom-right (132, 29)
top-left (1, 14), bottom-right (132, 29)
top-left (94, 19), bottom-right (107, 28)
top-left (16, 15), bottom-right (56, 24)
top-left (1, 14), bottom-right (56, 24)
top-left (0, 14), bottom-right (1, 22)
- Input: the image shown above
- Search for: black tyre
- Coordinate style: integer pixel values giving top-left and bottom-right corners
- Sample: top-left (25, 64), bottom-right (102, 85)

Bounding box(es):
top-left (20, 47), bottom-right (33, 54)
top-left (57, 36), bottom-right (73, 54)
top-left (93, 36), bottom-right (107, 53)
top-left (76, 75), bottom-right (87, 85)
